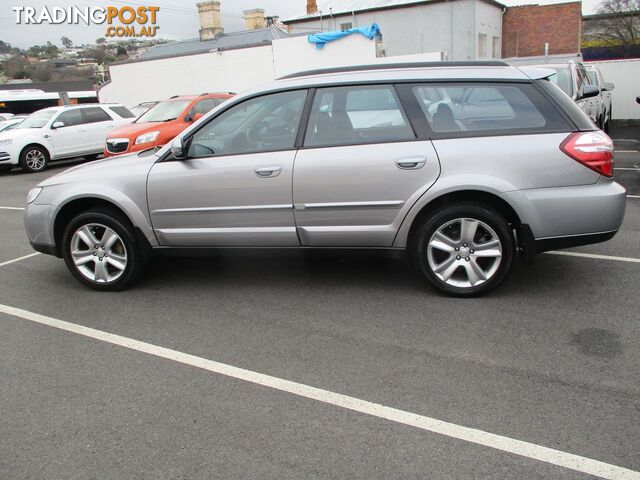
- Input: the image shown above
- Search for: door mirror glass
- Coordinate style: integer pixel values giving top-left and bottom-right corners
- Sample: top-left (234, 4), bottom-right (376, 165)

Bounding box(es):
top-left (51, 121), bottom-right (65, 129)
top-left (580, 85), bottom-right (600, 100)
top-left (602, 82), bottom-right (615, 92)
top-left (171, 136), bottom-right (187, 160)
top-left (192, 112), bottom-right (204, 122)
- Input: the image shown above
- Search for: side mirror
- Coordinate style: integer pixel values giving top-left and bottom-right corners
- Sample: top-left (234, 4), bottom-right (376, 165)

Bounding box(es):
top-left (51, 121), bottom-right (64, 129)
top-left (637, 96), bottom-right (640, 105)
top-left (602, 82), bottom-right (615, 92)
top-left (171, 136), bottom-right (187, 160)
top-left (193, 112), bottom-right (204, 122)
top-left (580, 84), bottom-right (600, 100)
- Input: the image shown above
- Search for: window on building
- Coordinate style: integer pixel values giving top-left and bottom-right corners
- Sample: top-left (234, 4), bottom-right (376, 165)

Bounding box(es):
top-left (492, 36), bottom-right (500, 59)
top-left (340, 22), bottom-right (353, 31)
top-left (478, 33), bottom-right (488, 58)
top-left (305, 85), bottom-right (415, 147)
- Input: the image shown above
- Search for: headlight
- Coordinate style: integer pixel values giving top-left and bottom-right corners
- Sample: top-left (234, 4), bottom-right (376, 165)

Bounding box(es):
top-left (0, 138), bottom-right (12, 146)
top-left (135, 131), bottom-right (160, 145)
top-left (27, 187), bottom-right (42, 204)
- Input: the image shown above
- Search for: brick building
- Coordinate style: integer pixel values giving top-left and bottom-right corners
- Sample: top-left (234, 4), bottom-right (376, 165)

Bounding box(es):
top-left (502, 2), bottom-right (582, 58)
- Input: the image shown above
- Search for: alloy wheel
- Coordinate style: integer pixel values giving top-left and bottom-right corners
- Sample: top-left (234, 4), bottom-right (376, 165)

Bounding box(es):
top-left (70, 223), bottom-right (128, 284)
top-left (427, 217), bottom-right (502, 288)
top-left (25, 149), bottom-right (46, 171)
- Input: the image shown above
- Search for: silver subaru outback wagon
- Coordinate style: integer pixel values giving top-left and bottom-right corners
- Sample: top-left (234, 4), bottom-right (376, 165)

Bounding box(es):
top-left (24, 61), bottom-right (626, 296)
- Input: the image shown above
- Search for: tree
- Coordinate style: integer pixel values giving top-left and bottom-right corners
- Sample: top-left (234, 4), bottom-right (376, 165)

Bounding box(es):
top-left (85, 48), bottom-right (107, 65)
top-left (587, 0), bottom-right (640, 47)
top-left (33, 64), bottom-right (53, 82)
top-left (96, 37), bottom-right (106, 45)
top-left (61, 36), bottom-right (73, 49)
top-left (116, 45), bottom-right (128, 57)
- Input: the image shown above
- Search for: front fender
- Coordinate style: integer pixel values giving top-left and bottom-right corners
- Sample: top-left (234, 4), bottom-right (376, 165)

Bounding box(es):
top-left (43, 184), bottom-right (158, 248)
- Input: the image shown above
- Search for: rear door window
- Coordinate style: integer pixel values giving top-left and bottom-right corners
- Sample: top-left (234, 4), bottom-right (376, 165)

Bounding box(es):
top-left (109, 106), bottom-right (135, 118)
top-left (304, 85), bottom-right (415, 147)
top-left (83, 107), bottom-right (112, 123)
top-left (412, 83), bottom-right (569, 136)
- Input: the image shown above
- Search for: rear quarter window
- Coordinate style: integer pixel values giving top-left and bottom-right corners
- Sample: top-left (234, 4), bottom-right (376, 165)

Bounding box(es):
top-left (412, 82), bottom-right (571, 138)
top-left (109, 106), bottom-right (135, 118)
top-left (535, 78), bottom-right (596, 131)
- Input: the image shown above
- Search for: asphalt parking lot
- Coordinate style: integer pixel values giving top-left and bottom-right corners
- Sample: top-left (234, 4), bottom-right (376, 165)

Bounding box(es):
top-left (1, 136), bottom-right (639, 479)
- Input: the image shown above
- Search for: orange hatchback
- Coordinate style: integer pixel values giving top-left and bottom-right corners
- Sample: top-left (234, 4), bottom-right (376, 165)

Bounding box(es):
top-left (105, 93), bottom-right (233, 156)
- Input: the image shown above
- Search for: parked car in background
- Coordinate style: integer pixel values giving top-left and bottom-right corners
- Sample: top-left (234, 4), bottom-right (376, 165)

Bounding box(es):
top-left (0, 116), bottom-right (27, 133)
top-left (24, 62), bottom-right (626, 296)
top-left (128, 101), bottom-right (158, 119)
top-left (105, 93), bottom-right (234, 157)
top-left (0, 104), bottom-right (134, 173)
top-left (585, 64), bottom-right (615, 132)
top-left (528, 61), bottom-right (604, 128)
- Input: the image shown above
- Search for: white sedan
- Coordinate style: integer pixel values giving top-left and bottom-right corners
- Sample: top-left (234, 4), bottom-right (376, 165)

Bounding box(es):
top-left (0, 104), bottom-right (134, 173)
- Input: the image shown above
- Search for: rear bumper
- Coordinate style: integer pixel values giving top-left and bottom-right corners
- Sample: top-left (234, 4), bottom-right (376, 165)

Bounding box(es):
top-left (502, 178), bottom-right (627, 240)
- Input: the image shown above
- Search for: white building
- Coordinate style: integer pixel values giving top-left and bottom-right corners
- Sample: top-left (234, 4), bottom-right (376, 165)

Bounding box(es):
top-left (283, 0), bottom-right (505, 60)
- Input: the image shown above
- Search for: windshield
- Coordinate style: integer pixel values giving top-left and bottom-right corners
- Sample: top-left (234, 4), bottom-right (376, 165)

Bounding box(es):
top-left (14, 110), bottom-right (55, 129)
top-left (135, 100), bottom-right (191, 123)
top-left (546, 67), bottom-right (573, 97)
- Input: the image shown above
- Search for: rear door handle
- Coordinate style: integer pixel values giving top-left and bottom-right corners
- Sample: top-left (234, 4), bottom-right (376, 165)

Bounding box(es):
top-left (255, 166), bottom-right (282, 178)
top-left (396, 157), bottom-right (427, 170)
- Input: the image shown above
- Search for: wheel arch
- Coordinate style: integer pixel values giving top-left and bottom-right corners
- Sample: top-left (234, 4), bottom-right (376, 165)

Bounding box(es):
top-left (52, 195), bottom-right (153, 258)
top-left (396, 189), bottom-right (523, 250)
top-left (20, 143), bottom-right (51, 160)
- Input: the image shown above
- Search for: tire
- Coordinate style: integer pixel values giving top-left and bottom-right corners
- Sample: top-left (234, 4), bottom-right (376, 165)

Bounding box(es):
top-left (411, 203), bottom-right (515, 297)
top-left (0, 165), bottom-right (11, 173)
top-left (84, 154), bottom-right (100, 161)
top-left (61, 209), bottom-right (144, 291)
top-left (19, 145), bottom-right (49, 173)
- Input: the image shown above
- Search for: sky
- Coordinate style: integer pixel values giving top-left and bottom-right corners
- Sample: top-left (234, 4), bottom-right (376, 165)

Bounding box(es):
top-left (0, 0), bottom-right (603, 49)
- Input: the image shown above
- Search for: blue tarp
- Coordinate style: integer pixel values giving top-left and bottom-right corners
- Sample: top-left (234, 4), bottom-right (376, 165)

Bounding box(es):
top-left (308, 23), bottom-right (381, 50)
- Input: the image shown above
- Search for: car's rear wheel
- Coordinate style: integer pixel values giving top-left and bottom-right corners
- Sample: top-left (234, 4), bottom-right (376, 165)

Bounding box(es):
top-left (412, 204), bottom-right (515, 297)
top-left (61, 209), bottom-right (144, 291)
top-left (19, 145), bottom-right (49, 173)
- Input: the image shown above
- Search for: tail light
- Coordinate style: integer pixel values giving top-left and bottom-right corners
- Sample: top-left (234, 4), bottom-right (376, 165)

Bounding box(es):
top-left (560, 131), bottom-right (614, 177)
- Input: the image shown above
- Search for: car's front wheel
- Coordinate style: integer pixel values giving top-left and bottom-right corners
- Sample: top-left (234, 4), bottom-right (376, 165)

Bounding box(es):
top-left (61, 209), bottom-right (144, 291)
top-left (412, 204), bottom-right (515, 297)
top-left (19, 145), bottom-right (49, 173)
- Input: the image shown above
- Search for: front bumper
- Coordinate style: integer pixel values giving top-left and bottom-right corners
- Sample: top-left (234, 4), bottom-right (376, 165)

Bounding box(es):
top-left (0, 151), bottom-right (16, 165)
top-left (24, 203), bottom-right (58, 256)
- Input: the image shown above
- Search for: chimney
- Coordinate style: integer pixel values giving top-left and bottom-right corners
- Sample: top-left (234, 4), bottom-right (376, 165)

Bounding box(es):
top-left (243, 8), bottom-right (266, 30)
top-left (197, 1), bottom-right (223, 41)
top-left (307, 0), bottom-right (318, 15)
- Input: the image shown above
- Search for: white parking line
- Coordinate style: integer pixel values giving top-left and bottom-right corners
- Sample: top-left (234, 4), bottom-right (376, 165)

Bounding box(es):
top-left (547, 251), bottom-right (640, 264)
top-left (0, 206), bottom-right (25, 211)
top-left (615, 150), bottom-right (638, 153)
top-left (0, 304), bottom-right (637, 480)
top-left (614, 167), bottom-right (639, 171)
top-left (628, 195), bottom-right (640, 199)
top-left (0, 252), bottom-right (40, 268)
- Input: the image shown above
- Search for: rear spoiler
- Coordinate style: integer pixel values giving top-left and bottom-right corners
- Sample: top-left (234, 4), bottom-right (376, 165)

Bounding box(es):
top-left (518, 66), bottom-right (556, 80)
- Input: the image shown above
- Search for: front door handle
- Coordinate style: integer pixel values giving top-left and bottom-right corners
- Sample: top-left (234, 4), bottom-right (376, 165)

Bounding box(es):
top-left (396, 157), bottom-right (427, 170)
top-left (255, 166), bottom-right (282, 178)
top-left (78, 129), bottom-right (87, 133)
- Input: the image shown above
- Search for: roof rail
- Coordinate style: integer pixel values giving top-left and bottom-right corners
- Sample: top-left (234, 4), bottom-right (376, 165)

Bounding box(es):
top-left (169, 95), bottom-right (180, 99)
top-left (199, 92), bottom-right (209, 96)
top-left (278, 61), bottom-right (510, 80)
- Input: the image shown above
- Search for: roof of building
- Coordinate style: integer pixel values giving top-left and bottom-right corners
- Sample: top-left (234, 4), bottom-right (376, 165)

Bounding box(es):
top-left (0, 81), bottom-right (94, 93)
top-left (136, 26), bottom-right (292, 62)
top-left (283, 0), bottom-right (506, 23)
